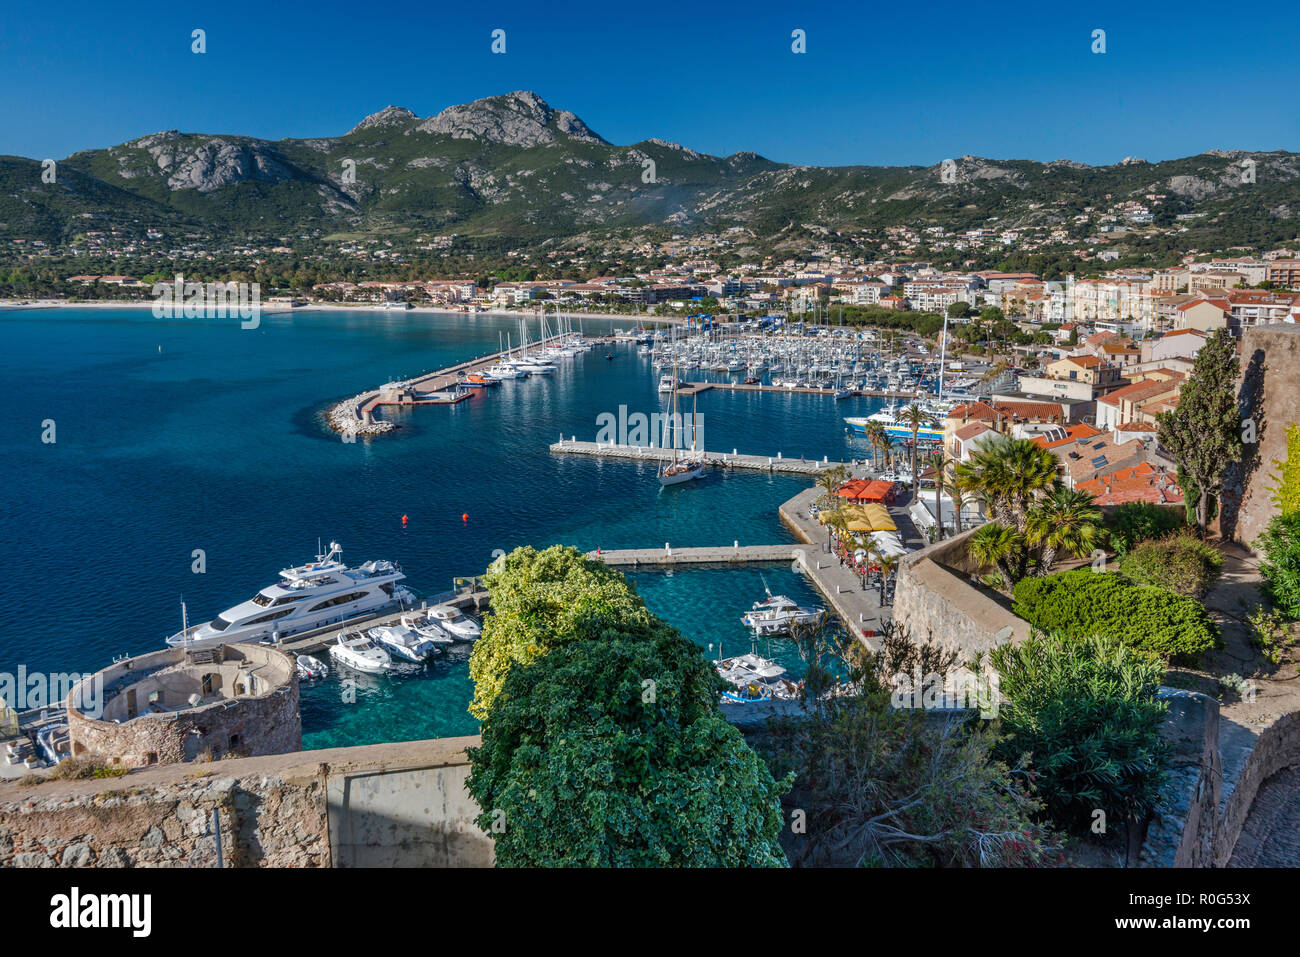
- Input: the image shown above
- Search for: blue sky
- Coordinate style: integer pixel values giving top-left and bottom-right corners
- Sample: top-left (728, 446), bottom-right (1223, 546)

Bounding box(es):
top-left (1, 0), bottom-right (1295, 167)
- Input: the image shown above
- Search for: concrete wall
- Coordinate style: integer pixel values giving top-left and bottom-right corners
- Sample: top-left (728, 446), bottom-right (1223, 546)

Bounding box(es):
top-left (1224, 323), bottom-right (1299, 549)
top-left (0, 736), bottom-right (491, 868)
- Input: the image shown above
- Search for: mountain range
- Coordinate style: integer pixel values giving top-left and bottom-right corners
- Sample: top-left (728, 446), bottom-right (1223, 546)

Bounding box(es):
top-left (2, 90), bottom-right (1297, 255)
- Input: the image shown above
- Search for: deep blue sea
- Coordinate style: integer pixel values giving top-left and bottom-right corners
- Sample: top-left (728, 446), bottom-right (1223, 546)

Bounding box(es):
top-left (0, 307), bottom-right (884, 747)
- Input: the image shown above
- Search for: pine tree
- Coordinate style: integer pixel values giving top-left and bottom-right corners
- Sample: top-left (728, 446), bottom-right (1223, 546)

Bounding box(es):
top-left (1156, 329), bottom-right (1243, 530)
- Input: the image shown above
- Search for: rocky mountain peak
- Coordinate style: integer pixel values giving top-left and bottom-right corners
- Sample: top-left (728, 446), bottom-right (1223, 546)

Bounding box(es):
top-left (414, 90), bottom-right (606, 147)
top-left (348, 106), bottom-right (418, 134)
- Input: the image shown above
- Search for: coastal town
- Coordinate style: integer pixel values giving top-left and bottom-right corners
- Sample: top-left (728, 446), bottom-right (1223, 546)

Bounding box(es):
top-left (2, 3), bottom-right (1300, 930)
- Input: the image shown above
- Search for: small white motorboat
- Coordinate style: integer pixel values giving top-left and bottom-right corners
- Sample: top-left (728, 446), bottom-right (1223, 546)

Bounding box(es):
top-left (295, 654), bottom-right (329, 680)
top-left (328, 632), bottom-right (392, 673)
top-left (421, 605), bottom-right (482, 642)
top-left (400, 612), bottom-right (456, 647)
top-left (368, 624), bottom-right (440, 663)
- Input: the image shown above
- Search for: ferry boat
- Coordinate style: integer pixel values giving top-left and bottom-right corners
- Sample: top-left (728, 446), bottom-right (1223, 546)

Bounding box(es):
top-left (843, 405), bottom-right (945, 442)
top-left (166, 542), bottom-right (412, 647)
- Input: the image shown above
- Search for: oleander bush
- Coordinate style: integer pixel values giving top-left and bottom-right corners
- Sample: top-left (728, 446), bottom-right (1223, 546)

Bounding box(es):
top-left (1105, 501), bottom-right (1185, 557)
top-left (989, 631), bottom-right (1169, 836)
top-left (1256, 512), bottom-right (1300, 620)
top-left (1118, 532), bottom-right (1224, 599)
top-left (1012, 569), bottom-right (1220, 663)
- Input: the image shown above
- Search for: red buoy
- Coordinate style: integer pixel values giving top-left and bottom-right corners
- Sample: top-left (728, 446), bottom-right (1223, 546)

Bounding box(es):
top-left (462, 512), bottom-right (469, 523)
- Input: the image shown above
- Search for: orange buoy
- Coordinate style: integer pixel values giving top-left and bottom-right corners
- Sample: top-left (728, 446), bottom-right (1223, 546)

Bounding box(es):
top-left (401, 514), bottom-right (408, 524)
top-left (462, 513), bottom-right (469, 523)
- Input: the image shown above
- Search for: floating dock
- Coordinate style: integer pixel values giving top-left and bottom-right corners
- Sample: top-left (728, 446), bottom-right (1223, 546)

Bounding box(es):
top-left (674, 381), bottom-right (917, 399)
top-left (549, 439), bottom-right (851, 475)
top-left (589, 544), bottom-right (808, 566)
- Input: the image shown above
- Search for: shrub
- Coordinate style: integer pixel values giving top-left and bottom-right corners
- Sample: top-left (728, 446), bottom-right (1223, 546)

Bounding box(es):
top-left (1256, 512), bottom-right (1300, 620)
top-left (466, 545), bottom-right (788, 867)
top-left (1106, 501), bottom-right (1184, 557)
top-left (989, 631), bottom-right (1169, 834)
top-left (1118, 533), bottom-right (1224, 599)
top-left (1012, 569), bottom-right (1220, 663)
top-left (467, 632), bottom-right (788, 867)
top-left (1246, 606), bottom-right (1295, 666)
top-left (1269, 423), bottom-right (1300, 516)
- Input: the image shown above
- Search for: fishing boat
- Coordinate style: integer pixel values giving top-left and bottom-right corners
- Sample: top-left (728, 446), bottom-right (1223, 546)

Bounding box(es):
top-left (295, 654), bottom-right (329, 680)
top-left (328, 632), bottom-right (392, 674)
top-left (741, 591), bottom-right (824, 636)
top-left (368, 624), bottom-right (440, 663)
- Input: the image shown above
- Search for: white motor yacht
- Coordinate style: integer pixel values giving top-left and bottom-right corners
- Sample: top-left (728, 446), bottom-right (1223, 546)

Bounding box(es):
top-left (400, 612), bottom-right (456, 647)
top-left (368, 624), bottom-right (440, 662)
top-left (741, 592), bottom-right (824, 636)
top-left (166, 542), bottom-right (408, 648)
top-left (423, 605), bottom-right (482, 642)
top-left (328, 632), bottom-right (392, 674)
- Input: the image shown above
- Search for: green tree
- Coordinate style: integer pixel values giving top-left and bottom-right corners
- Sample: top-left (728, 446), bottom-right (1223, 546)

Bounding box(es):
top-left (1155, 329), bottom-right (1242, 529)
top-left (466, 545), bottom-right (790, 866)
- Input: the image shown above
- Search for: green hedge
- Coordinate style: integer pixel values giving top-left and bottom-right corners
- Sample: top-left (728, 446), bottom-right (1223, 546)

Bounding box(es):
top-left (1106, 502), bottom-right (1184, 557)
top-left (1012, 569), bottom-right (1220, 663)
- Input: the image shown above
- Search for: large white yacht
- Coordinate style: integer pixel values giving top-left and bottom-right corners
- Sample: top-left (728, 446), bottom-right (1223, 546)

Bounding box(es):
top-left (166, 542), bottom-right (412, 647)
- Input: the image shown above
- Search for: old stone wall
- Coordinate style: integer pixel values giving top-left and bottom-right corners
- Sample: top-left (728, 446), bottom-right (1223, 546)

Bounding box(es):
top-left (1223, 324), bottom-right (1299, 550)
top-left (66, 644), bottom-right (301, 767)
top-left (890, 527), bottom-right (1030, 657)
top-left (0, 736), bottom-right (490, 867)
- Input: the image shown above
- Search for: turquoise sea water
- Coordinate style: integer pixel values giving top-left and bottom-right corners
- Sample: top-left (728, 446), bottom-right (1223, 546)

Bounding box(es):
top-left (0, 307), bottom-right (882, 747)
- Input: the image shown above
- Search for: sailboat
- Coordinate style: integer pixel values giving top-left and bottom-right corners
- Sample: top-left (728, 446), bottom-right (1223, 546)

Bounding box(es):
top-left (658, 359), bottom-right (705, 486)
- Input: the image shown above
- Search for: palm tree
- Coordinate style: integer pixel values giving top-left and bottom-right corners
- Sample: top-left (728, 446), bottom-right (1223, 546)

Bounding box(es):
top-left (954, 434), bottom-right (1057, 532)
top-left (1025, 486), bottom-right (1104, 575)
top-left (946, 461), bottom-right (967, 535)
top-left (926, 451), bottom-right (947, 540)
top-left (863, 421), bottom-right (889, 472)
top-left (822, 505), bottom-right (849, 549)
top-left (876, 553), bottom-right (899, 606)
top-left (900, 404), bottom-right (929, 492)
top-left (967, 522), bottom-right (1025, 589)
top-left (816, 464), bottom-right (849, 502)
